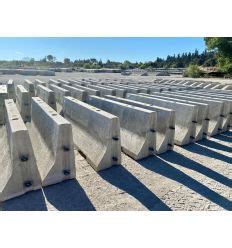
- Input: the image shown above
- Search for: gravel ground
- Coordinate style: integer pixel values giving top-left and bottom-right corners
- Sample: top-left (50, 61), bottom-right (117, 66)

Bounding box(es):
top-left (0, 72), bottom-right (231, 211)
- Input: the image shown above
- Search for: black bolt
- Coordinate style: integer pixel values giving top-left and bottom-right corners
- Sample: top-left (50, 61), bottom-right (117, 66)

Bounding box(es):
top-left (169, 126), bottom-right (175, 130)
top-left (112, 136), bottom-right (119, 141)
top-left (20, 155), bottom-right (28, 162)
top-left (203, 132), bottom-right (207, 135)
top-left (190, 136), bottom-right (195, 139)
top-left (218, 128), bottom-right (222, 131)
top-left (168, 143), bottom-right (173, 147)
top-left (205, 118), bottom-right (210, 121)
top-left (63, 169), bottom-right (70, 176)
top-left (150, 129), bottom-right (156, 133)
top-left (220, 115), bottom-right (225, 118)
top-left (63, 146), bottom-right (70, 151)
top-left (24, 181), bottom-right (32, 187)
top-left (192, 121), bottom-right (197, 124)
top-left (112, 157), bottom-right (118, 161)
top-left (149, 147), bottom-right (155, 151)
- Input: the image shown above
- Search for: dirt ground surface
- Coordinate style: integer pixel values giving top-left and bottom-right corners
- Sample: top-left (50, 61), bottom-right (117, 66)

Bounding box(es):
top-left (0, 72), bottom-right (231, 211)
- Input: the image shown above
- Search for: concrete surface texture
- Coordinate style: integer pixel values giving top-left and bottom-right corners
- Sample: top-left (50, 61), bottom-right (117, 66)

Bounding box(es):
top-left (0, 72), bottom-right (231, 210)
top-left (36, 85), bottom-right (57, 110)
top-left (63, 96), bottom-right (121, 171)
top-left (103, 95), bottom-right (175, 154)
top-left (86, 95), bottom-right (157, 160)
top-left (16, 85), bottom-right (31, 122)
top-left (126, 93), bottom-right (198, 146)
top-left (30, 97), bottom-right (75, 186)
top-left (0, 100), bottom-right (41, 201)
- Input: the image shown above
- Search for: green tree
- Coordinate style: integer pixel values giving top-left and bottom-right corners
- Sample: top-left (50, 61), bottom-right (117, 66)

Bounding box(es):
top-left (46, 55), bottom-right (54, 63)
top-left (64, 58), bottom-right (71, 65)
top-left (204, 37), bottom-right (232, 74)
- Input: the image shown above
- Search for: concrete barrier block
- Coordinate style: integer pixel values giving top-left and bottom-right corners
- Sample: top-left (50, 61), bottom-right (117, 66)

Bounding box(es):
top-left (86, 95), bottom-right (156, 160)
top-left (24, 79), bottom-right (35, 98)
top-left (16, 85), bottom-right (31, 122)
top-left (34, 79), bottom-right (47, 89)
top-left (48, 84), bottom-right (70, 107)
top-left (7, 79), bottom-right (16, 102)
top-left (30, 97), bottom-right (75, 186)
top-left (169, 91), bottom-right (227, 135)
top-left (68, 79), bottom-right (86, 86)
top-left (148, 92), bottom-right (208, 141)
top-left (61, 84), bottom-right (87, 101)
top-left (126, 94), bottom-right (198, 146)
top-left (36, 85), bottom-right (57, 110)
top-left (57, 79), bottom-right (72, 86)
top-left (71, 84), bottom-right (100, 96)
top-left (63, 96), bottom-right (121, 171)
top-left (104, 95), bottom-right (175, 154)
top-left (0, 85), bottom-right (8, 125)
top-left (0, 99), bottom-right (41, 201)
top-left (99, 85), bottom-right (126, 97)
top-left (48, 79), bottom-right (62, 87)
top-left (180, 90), bottom-right (232, 132)
top-left (88, 85), bottom-right (116, 96)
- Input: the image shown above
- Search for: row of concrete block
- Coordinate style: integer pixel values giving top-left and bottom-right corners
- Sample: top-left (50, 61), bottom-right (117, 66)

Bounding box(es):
top-left (156, 79), bottom-right (232, 90)
top-left (0, 98), bottom-right (75, 201)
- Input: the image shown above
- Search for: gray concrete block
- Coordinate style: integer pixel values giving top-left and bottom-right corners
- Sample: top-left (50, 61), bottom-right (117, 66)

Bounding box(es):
top-left (30, 97), bottom-right (75, 186)
top-left (148, 93), bottom-right (209, 141)
top-left (34, 79), bottom-right (47, 89)
top-left (0, 85), bottom-right (8, 125)
top-left (104, 95), bottom-right (175, 154)
top-left (68, 79), bottom-right (86, 86)
top-left (88, 85), bottom-right (116, 96)
top-left (171, 91), bottom-right (229, 134)
top-left (98, 85), bottom-right (126, 97)
top-left (63, 96), bottom-right (121, 171)
top-left (0, 99), bottom-right (41, 201)
top-left (48, 84), bottom-right (70, 106)
top-left (160, 91), bottom-right (224, 136)
top-left (48, 79), bottom-right (62, 87)
top-left (7, 79), bottom-right (16, 102)
top-left (57, 79), bottom-right (72, 86)
top-left (86, 95), bottom-right (157, 160)
top-left (126, 94), bottom-right (198, 146)
top-left (16, 85), bottom-right (31, 122)
top-left (71, 84), bottom-right (100, 96)
top-left (61, 84), bottom-right (87, 102)
top-left (24, 79), bottom-right (35, 98)
top-left (36, 85), bottom-right (57, 110)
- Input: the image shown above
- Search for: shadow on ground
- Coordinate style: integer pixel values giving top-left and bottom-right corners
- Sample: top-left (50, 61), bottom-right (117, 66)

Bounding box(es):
top-left (182, 138), bottom-right (232, 165)
top-left (138, 152), bottom-right (232, 211)
top-left (43, 179), bottom-right (96, 211)
top-left (2, 189), bottom-right (47, 211)
top-left (99, 165), bottom-right (171, 211)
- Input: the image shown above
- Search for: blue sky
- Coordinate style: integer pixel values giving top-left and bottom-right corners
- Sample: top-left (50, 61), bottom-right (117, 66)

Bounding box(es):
top-left (0, 37), bottom-right (205, 62)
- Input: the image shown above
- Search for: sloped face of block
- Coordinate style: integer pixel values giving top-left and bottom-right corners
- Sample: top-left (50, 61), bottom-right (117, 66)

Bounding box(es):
top-left (104, 95), bottom-right (175, 154)
top-left (49, 84), bottom-right (70, 105)
top-left (61, 84), bottom-right (87, 101)
top-left (24, 80), bottom-right (35, 97)
top-left (36, 85), bottom-right (57, 110)
top-left (0, 99), bottom-right (41, 202)
top-left (126, 94), bottom-right (197, 146)
top-left (64, 97), bottom-right (121, 171)
top-left (7, 79), bottom-right (16, 101)
top-left (16, 85), bottom-right (31, 122)
top-left (86, 95), bottom-right (156, 160)
top-left (30, 97), bottom-right (75, 186)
